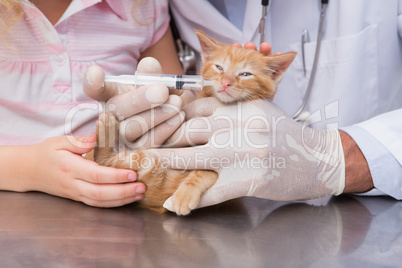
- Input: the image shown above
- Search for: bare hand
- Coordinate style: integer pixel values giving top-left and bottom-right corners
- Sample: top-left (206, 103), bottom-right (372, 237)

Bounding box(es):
top-left (21, 136), bottom-right (145, 207)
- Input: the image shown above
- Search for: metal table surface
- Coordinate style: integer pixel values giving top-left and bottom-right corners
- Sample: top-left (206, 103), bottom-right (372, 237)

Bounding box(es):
top-left (0, 191), bottom-right (401, 267)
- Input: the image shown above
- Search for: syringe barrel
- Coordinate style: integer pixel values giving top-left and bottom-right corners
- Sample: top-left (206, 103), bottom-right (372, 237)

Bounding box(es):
top-left (104, 72), bottom-right (212, 91)
top-left (135, 72), bottom-right (207, 90)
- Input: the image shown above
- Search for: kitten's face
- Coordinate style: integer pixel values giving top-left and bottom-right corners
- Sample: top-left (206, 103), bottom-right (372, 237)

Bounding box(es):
top-left (201, 47), bottom-right (277, 103)
top-left (196, 30), bottom-right (296, 103)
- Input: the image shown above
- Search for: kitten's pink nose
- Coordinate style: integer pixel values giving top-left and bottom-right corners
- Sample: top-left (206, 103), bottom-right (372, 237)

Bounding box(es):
top-left (221, 79), bottom-right (231, 89)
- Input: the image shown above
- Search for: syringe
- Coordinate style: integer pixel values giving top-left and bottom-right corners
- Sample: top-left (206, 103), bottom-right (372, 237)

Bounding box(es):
top-left (104, 72), bottom-right (213, 91)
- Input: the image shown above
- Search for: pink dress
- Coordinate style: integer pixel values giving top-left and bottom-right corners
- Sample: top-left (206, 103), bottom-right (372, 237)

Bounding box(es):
top-left (0, 0), bottom-right (169, 145)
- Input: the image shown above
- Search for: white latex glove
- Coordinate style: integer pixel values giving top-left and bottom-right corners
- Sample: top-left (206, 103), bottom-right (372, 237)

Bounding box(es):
top-left (83, 57), bottom-right (188, 149)
top-left (151, 98), bottom-right (345, 211)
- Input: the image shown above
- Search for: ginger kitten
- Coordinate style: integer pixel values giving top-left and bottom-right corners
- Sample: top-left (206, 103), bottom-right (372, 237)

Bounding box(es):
top-left (195, 30), bottom-right (296, 102)
top-left (89, 30), bottom-right (296, 215)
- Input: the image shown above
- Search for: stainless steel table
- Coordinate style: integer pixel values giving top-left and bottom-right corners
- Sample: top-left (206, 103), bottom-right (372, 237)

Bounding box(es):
top-left (0, 191), bottom-right (401, 267)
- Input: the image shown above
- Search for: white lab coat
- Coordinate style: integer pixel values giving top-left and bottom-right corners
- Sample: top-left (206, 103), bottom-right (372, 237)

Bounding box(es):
top-left (170, 0), bottom-right (402, 198)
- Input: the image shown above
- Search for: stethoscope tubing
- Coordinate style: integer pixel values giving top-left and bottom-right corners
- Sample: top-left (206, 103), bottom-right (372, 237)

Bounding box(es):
top-left (291, 2), bottom-right (328, 120)
top-left (260, 0), bottom-right (328, 121)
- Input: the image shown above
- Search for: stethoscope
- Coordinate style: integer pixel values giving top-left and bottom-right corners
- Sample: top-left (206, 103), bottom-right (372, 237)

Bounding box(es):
top-left (260, 0), bottom-right (329, 121)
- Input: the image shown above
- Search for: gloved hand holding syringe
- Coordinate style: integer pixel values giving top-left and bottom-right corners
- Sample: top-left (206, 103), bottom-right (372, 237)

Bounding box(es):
top-left (105, 72), bottom-right (213, 90)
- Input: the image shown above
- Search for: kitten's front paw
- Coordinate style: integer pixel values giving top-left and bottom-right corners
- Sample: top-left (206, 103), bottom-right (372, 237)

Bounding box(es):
top-left (97, 113), bottom-right (119, 148)
top-left (171, 187), bottom-right (202, 216)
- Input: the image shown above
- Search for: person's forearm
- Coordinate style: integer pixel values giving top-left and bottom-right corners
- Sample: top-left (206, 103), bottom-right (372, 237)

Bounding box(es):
top-left (139, 26), bottom-right (184, 75)
top-left (0, 145), bottom-right (33, 192)
top-left (339, 131), bottom-right (374, 193)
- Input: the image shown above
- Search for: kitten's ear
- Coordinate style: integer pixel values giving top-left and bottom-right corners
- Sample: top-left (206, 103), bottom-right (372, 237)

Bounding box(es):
top-left (265, 52), bottom-right (297, 83)
top-left (195, 30), bottom-right (223, 63)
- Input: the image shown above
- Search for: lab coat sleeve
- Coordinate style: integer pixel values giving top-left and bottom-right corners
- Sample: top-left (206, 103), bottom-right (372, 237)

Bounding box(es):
top-left (341, 109), bottom-right (402, 200)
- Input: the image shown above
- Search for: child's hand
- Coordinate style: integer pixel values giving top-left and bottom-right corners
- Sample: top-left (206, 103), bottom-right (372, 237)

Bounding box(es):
top-left (1, 136), bottom-right (145, 207)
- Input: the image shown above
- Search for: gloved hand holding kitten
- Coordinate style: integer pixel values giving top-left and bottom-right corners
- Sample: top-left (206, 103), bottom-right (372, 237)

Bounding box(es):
top-left (83, 57), bottom-right (197, 150)
top-left (76, 57), bottom-right (194, 207)
top-left (153, 97), bottom-right (346, 211)
top-left (86, 34), bottom-right (346, 214)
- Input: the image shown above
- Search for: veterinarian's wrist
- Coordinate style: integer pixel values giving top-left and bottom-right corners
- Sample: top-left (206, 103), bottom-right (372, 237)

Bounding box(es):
top-left (339, 131), bottom-right (374, 194)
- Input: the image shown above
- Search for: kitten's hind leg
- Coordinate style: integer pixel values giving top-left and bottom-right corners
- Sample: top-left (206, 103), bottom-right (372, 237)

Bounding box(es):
top-left (94, 113), bottom-right (119, 163)
top-left (172, 170), bottom-right (218, 216)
